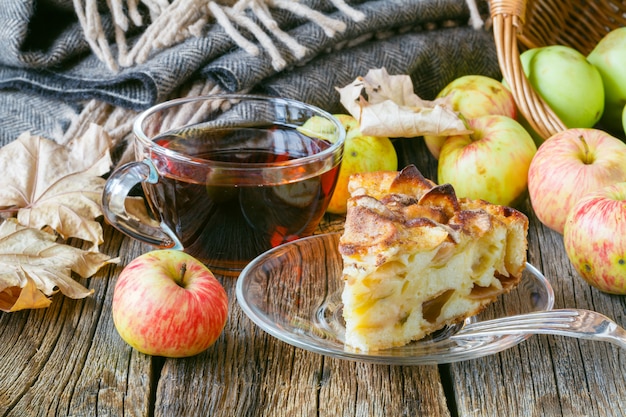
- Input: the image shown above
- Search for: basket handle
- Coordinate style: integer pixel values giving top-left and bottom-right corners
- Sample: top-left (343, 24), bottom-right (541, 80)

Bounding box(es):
top-left (490, 0), bottom-right (566, 140)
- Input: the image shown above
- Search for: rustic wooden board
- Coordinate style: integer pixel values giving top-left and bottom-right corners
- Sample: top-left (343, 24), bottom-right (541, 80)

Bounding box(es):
top-left (448, 193), bottom-right (626, 417)
top-left (0, 227), bottom-right (155, 417)
top-left (1, 138), bottom-right (625, 417)
top-left (152, 252), bottom-right (452, 417)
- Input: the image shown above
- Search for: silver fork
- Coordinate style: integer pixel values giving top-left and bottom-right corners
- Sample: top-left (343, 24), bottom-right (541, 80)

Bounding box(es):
top-left (451, 308), bottom-right (626, 349)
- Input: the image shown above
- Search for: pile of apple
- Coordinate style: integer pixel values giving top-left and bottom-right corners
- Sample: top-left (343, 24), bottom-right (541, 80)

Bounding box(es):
top-left (428, 27), bottom-right (626, 295)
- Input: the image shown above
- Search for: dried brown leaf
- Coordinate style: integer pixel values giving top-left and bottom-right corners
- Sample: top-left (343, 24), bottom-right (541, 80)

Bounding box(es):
top-left (336, 67), bottom-right (471, 137)
top-left (0, 124), bottom-right (113, 250)
top-left (0, 219), bottom-right (119, 312)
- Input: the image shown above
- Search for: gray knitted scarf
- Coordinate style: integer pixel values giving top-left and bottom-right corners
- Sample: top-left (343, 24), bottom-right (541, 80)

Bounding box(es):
top-left (0, 0), bottom-right (500, 147)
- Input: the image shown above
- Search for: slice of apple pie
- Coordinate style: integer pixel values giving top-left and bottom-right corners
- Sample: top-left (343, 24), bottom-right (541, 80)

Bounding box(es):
top-left (339, 165), bottom-right (528, 351)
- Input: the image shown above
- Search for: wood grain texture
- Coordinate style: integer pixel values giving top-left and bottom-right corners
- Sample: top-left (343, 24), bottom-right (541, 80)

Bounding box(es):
top-left (0, 227), bottom-right (155, 417)
top-left (152, 231), bottom-right (451, 417)
top-left (0, 138), bottom-right (625, 417)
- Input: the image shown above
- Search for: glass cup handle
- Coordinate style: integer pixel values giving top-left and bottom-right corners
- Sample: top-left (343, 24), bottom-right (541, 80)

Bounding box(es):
top-left (102, 159), bottom-right (183, 250)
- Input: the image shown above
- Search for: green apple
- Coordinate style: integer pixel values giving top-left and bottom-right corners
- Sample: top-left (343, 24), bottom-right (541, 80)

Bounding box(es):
top-left (587, 27), bottom-right (626, 134)
top-left (520, 45), bottom-right (604, 129)
top-left (438, 114), bottom-right (537, 207)
top-left (623, 105), bottom-right (626, 138)
top-left (424, 75), bottom-right (517, 159)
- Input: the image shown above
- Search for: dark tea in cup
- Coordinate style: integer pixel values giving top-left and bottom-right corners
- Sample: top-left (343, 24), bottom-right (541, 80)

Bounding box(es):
top-left (102, 95), bottom-right (345, 276)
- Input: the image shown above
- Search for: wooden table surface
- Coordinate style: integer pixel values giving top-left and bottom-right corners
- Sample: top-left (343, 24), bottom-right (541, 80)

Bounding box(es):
top-left (1, 138), bottom-right (625, 417)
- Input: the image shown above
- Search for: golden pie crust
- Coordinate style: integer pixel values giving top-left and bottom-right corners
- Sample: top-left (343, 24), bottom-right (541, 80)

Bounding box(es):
top-left (339, 165), bottom-right (528, 351)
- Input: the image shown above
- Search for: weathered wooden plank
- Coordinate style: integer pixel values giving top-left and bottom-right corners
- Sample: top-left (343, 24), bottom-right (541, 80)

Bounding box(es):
top-left (0, 225), bottom-right (155, 417)
top-left (1, 135), bottom-right (625, 417)
top-left (329, 357), bottom-right (445, 416)
top-left (449, 202), bottom-right (626, 417)
top-left (153, 267), bottom-right (452, 417)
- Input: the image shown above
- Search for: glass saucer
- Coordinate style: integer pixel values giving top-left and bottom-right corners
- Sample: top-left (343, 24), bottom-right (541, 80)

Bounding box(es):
top-left (236, 233), bottom-right (555, 365)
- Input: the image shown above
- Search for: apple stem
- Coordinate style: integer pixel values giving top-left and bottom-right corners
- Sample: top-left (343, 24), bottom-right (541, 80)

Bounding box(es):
top-left (459, 113), bottom-right (471, 131)
top-left (579, 135), bottom-right (594, 164)
top-left (178, 263), bottom-right (187, 286)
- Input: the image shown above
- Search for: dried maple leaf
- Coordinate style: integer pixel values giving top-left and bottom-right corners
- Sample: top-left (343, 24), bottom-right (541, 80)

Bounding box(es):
top-left (0, 124), bottom-right (113, 250)
top-left (0, 219), bottom-right (119, 312)
top-left (336, 67), bottom-right (471, 138)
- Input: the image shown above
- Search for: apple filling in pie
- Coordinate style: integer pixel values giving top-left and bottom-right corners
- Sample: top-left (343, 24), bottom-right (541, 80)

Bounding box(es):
top-left (339, 165), bottom-right (528, 351)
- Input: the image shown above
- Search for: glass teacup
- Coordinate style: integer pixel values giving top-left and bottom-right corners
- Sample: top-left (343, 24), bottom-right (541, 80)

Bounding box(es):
top-left (102, 95), bottom-right (345, 276)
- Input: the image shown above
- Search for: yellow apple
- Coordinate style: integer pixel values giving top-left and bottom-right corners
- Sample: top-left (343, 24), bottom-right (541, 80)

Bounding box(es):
top-left (438, 114), bottom-right (537, 207)
top-left (424, 75), bottom-right (517, 159)
top-left (327, 114), bottom-right (397, 214)
top-left (298, 114), bottom-right (398, 214)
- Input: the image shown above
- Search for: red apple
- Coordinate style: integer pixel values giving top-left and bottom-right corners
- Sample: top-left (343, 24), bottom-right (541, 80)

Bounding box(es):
top-left (424, 75), bottom-right (517, 159)
top-left (563, 182), bottom-right (626, 294)
top-left (112, 250), bottom-right (228, 358)
top-left (528, 128), bottom-right (626, 234)
top-left (437, 114), bottom-right (536, 207)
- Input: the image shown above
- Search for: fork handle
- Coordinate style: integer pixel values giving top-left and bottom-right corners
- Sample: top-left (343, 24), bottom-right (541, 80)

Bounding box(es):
top-left (451, 309), bottom-right (626, 350)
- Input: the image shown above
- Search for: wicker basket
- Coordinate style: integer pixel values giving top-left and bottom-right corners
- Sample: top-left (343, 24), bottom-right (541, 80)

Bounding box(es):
top-left (490, 0), bottom-right (626, 140)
